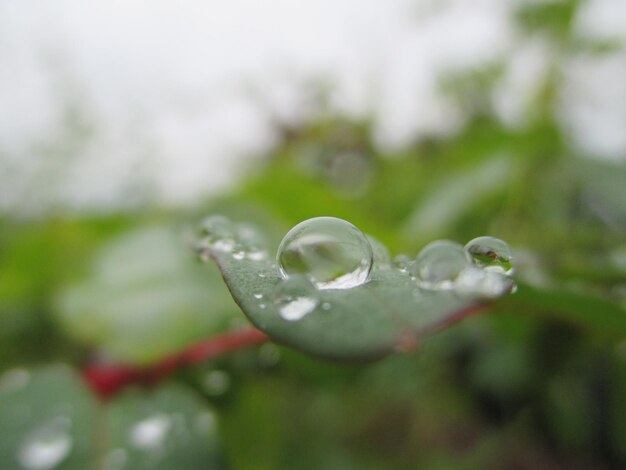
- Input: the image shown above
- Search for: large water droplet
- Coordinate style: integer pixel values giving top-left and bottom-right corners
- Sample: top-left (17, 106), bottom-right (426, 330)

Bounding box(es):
top-left (18, 417), bottom-right (72, 470)
top-left (465, 236), bottom-right (514, 275)
top-left (277, 217), bottom-right (373, 289)
top-left (273, 276), bottom-right (319, 321)
top-left (129, 414), bottom-right (172, 451)
top-left (410, 240), bottom-right (469, 290)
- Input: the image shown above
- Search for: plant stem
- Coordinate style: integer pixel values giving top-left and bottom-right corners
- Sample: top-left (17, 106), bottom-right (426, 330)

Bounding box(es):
top-left (83, 327), bottom-right (269, 399)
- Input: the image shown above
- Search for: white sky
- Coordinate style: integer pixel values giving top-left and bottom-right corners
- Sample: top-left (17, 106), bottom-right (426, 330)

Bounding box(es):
top-left (0, 0), bottom-right (624, 214)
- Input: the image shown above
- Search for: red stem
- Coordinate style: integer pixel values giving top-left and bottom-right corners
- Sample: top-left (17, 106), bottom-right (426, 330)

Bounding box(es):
top-left (83, 327), bottom-right (269, 399)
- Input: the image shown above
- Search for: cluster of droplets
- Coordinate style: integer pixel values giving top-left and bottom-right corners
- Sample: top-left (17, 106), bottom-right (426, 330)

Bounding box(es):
top-left (199, 214), bottom-right (516, 323)
top-left (406, 236), bottom-right (516, 298)
top-left (196, 215), bottom-right (268, 262)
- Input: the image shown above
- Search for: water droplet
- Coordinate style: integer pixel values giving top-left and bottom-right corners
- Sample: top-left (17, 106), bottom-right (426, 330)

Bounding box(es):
top-left (203, 370), bottom-right (231, 396)
top-left (277, 217), bottom-right (373, 290)
top-left (253, 293), bottom-right (263, 300)
top-left (233, 251), bottom-right (245, 260)
top-left (394, 254), bottom-right (411, 273)
top-left (258, 273), bottom-right (267, 278)
top-left (455, 267), bottom-right (516, 299)
top-left (322, 302), bottom-right (331, 311)
top-left (465, 236), bottom-right (514, 275)
top-left (129, 414), bottom-right (171, 451)
top-left (197, 215), bottom-right (236, 254)
top-left (410, 240), bottom-right (469, 290)
top-left (259, 303), bottom-right (267, 309)
top-left (246, 250), bottom-right (267, 261)
top-left (273, 276), bottom-right (319, 321)
top-left (18, 417), bottom-right (72, 470)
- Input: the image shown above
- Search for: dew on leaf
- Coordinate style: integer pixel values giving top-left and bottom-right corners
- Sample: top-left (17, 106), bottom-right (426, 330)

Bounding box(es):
top-left (197, 215), bottom-right (236, 254)
top-left (394, 254), bottom-right (411, 272)
top-left (465, 236), bottom-right (514, 275)
top-left (246, 251), bottom-right (267, 261)
top-left (410, 240), bottom-right (469, 290)
top-left (455, 267), bottom-right (516, 299)
top-left (273, 276), bottom-right (319, 321)
top-left (277, 216), bottom-right (373, 290)
top-left (18, 417), bottom-right (72, 470)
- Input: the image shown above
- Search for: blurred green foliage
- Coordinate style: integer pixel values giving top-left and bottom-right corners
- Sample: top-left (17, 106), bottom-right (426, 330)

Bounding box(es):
top-left (2, 0), bottom-right (626, 467)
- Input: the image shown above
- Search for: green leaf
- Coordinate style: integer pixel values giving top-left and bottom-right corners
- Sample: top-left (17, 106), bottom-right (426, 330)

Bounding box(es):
top-left (0, 366), bottom-right (224, 470)
top-left (0, 365), bottom-right (97, 470)
top-left (56, 226), bottom-right (239, 364)
top-left (204, 230), bottom-right (486, 360)
top-left (106, 384), bottom-right (223, 470)
top-left (508, 282), bottom-right (626, 336)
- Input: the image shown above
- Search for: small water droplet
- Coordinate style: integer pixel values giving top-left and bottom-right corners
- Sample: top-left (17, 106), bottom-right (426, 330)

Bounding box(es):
top-left (233, 251), bottom-right (245, 260)
top-left (455, 267), bottom-right (516, 299)
top-left (259, 303), bottom-right (267, 309)
top-left (129, 414), bottom-right (171, 451)
top-left (277, 217), bottom-right (373, 290)
top-left (253, 293), bottom-right (263, 300)
top-left (273, 276), bottom-right (319, 321)
top-left (246, 250), bottom-right (267, 261)
top-left (410, 240), bottom-right (469, 290)
top-left (211, 238), bottom-right (236, 254)
top-left (197, 215), bottom-right (236, 254)
top-left (18, 417), bottom-right (72, 470)
top-left (465, 236), bottom-right (514, 275)
top-left (321, 302), bottom-right (331, 311)
top-left (203, 370), bottom-right (231, 396)
top-left (394, 254), bottom-right (411, 273)
top-left (258, 273), bottom-right (267, 278)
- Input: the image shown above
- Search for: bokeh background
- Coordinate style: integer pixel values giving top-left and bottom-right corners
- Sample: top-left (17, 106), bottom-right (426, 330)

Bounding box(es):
top-left (1, 0), bottom-right (625, 468)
